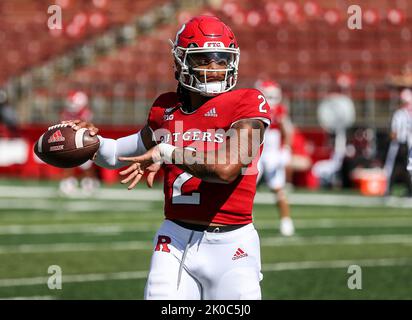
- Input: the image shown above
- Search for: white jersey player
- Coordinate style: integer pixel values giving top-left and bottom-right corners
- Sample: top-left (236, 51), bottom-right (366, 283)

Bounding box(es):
top-left (256, 80), bottom-right (295, 236)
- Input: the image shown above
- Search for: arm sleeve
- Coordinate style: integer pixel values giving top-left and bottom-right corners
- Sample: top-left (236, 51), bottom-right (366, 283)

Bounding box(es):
top-left (94, 131), bottom-right (147, 169)
top-left (230, 89), bottom-right (272, 128)
top-left (95, 93), bottom-right (175, 169)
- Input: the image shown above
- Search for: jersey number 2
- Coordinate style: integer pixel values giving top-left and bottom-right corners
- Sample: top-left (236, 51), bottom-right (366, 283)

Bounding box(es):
top-left (172, 172), bottom-right (200, 204)
top-left (258, 95), bottom-right (267, 113)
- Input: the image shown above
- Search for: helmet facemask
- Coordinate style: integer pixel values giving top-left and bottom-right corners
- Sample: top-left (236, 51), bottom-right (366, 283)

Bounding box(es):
top-left (172, 44), bottom-right (240, 97)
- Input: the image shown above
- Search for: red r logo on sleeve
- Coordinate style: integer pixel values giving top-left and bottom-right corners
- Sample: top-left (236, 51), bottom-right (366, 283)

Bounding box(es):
top-left (155, 235), bottom-right (171, 252)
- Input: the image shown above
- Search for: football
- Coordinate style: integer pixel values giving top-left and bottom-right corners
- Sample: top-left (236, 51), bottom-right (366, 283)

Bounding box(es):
top-left (34, 124), bottom-right (100, 168)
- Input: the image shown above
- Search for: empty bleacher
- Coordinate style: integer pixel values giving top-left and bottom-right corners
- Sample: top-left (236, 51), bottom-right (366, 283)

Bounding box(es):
top-left (0, 0), bottom-right (165, 84)
top-left (1, 0), bottom-right (411, 128)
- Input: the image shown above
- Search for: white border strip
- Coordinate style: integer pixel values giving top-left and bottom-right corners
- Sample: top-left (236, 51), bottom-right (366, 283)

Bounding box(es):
top-left (1, 185), bottom-right (412, 208)
top-left (75, 128), bottom-right (87, 149)
top-left (37, 134), bottom-right (45, 153)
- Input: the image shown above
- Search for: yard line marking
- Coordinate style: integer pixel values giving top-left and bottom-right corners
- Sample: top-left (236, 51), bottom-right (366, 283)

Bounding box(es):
top-left (0, 234), bottom-right (412, 254)
top-left (0, 199), bottom-right (154, 212)
top-left (0, 223), bottom-right (160, 235)
top-left (260, 234), bottom-right (412, 246)
top-left (0, 241), bottom-right (152, 254)
top-left (0, 271), bottom-right (148, 288)
top-left (0, 186), bottom-right (164, 202)
top-left (64, 202), bottom-right (153, 212)
top-left (0, 199), bottom-right (60, 210)
top-left (256, 218), bottom-right (412, 229)
top-left (0, 295), bottom-right (55, 300)
top-left (1, 185), bottom-right (412, 208)
top-left (1, 258), bottom-right (412, 288)
top-left (261, 258), bottom-right (412, 272)
top-left (2, 218), bottom-right (412, 235)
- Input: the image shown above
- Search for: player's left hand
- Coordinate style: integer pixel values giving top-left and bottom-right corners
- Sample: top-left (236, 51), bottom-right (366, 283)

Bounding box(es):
top-left (118, 146), bottom-right (162, 190)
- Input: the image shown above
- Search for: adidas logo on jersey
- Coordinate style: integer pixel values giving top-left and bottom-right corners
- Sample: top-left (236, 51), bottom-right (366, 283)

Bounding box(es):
top-left (204, 108), bottom-right (218, 117)
top-left (48, 130), bottom-right (65, 143)
top-left (232, 248), bottom-right (248, 260)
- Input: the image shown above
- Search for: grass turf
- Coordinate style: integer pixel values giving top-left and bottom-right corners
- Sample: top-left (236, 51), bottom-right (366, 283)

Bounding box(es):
top-left (0, 179), bottom-right (411, 299)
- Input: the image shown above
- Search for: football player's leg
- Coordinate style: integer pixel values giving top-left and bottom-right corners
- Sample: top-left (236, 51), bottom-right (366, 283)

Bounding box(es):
top-left (79, 160), bottom-right (100, 193)
top-left (144, 222), bottom-right (202, 300)
top-left (59, 168), bottom-right (78, 196)
top-left (202, 225), bottom-right (263, 300)
top-left (267, 163), bottom-right (286, 191)
top-left (144, 251), bottom-right (201, 300)
top-left (213, 266), bottom-right (262, 300)
top-left (261, 147), bottom-right (279, 188)
top-left (271, 167), bottom-right (295, 236)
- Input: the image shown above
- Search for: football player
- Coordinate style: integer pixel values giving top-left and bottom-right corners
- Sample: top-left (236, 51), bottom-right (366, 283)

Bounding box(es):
top-left (63, 16), bottom-right (271, 299)
top-left (384, 87), bottom-right (412, 197)
top-left (255, 80), bottom-right (295, 236)
top-left (59, 90), bottom-right (100, 195)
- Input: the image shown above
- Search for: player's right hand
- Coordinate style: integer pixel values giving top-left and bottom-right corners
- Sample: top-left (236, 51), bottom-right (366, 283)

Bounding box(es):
top-left (118, 145), bottom-right (163, 190)
top-left (61, 119), bottom-right (99, 136)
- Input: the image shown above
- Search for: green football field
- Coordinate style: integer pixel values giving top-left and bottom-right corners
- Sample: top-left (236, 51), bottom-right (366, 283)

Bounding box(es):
top-left (0, 179), bottom-right (411, 300)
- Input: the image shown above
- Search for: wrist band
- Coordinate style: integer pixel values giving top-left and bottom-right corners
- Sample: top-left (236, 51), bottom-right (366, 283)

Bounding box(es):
top-left (158, 143), bottom-right (177, 163)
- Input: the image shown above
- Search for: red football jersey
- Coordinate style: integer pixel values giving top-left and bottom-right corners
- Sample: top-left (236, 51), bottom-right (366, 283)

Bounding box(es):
top-left (148, 89), bottom-right (271, 225)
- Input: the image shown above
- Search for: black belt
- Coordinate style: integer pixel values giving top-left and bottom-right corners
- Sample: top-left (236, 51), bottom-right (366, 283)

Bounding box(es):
top-left (170, 219), bottom-right (248, 233)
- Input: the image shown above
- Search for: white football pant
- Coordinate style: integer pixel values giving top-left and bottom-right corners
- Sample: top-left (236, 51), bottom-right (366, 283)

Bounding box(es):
top-left (258, 130), bottom-right (287, 190)
top-left (144, 220), bottom-right (263, 300)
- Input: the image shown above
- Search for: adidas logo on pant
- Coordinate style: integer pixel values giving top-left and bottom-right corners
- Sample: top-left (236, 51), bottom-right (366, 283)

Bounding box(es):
top-left (232, 248), bottom-right (248, 260)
